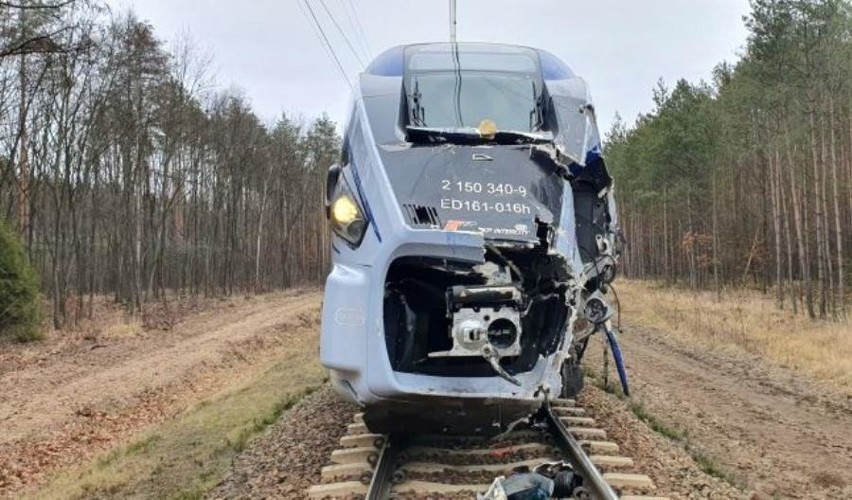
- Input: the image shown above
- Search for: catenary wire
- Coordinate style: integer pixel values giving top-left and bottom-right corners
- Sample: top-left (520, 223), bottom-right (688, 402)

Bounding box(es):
top-left (345, 0), bottom-right (373, 58)
top-left (318, 0), bottom-right (366, 67)
top-left (338, 0), bottom-right (371, 62)
top-left (300, 0), bottom-right (353, 88)
top-left (296, 0), bottom-right (338, 69)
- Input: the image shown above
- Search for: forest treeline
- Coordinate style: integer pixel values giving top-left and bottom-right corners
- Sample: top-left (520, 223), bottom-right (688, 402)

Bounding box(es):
top-left (606, 0), bottom-right (851, 319)
top-left (1, 1), bottom-right (337, 331)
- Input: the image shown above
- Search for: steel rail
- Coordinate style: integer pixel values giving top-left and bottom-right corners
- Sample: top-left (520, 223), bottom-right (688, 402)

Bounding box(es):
top-left (543, 402), bottom-right (619, 500)
top-left (365, 434), bottom-right (398, 500)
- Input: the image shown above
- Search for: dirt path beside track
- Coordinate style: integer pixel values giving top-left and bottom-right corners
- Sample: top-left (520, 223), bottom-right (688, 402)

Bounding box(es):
top-left (0, 289), bottom-right (322, 496)
top-left (5, 287), bottom-right (851, 499)
top-left (597, 323), bottom-right (852, 498)
top-left (214, 306), bottom-right (852, 499)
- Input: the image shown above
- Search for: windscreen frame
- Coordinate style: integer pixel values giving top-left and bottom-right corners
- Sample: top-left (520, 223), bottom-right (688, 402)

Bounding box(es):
top-left (402, 43), bottom-right (548, 133)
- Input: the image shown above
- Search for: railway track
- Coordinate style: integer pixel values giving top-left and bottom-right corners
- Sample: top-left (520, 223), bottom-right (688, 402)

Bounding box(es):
top-left (307, 398), bottom-right (665, 499)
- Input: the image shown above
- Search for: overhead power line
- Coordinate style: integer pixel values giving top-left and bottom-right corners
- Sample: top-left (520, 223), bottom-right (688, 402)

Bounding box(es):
top-left (296, 0), bottom-right (344, 83)
top-left (296, 1), bottom-right (335, 60)
top-left (318, 0), bottom-right (366, 67)
top-left (300, 0), bottom-right (353, 88)
top-left (338, 0), bottom-right (371, 62)
top-left (450, 0), bottom-right (457, 43)
top-left (344, 0), bottom-right (372, 58)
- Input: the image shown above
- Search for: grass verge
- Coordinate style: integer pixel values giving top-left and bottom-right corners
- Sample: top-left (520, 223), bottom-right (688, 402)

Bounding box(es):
top-left (614, 279), bottom-right (852, 391)
top-left (586, 367), bottom-right (739, 487)
top-left (626, 400), bottom-right (687, 442)
top-left (28, 351), bottom-right (326, 500)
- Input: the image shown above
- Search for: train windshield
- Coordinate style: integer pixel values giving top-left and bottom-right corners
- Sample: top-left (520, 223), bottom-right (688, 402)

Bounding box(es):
top-left (405, 44), bottom-right (544, 133)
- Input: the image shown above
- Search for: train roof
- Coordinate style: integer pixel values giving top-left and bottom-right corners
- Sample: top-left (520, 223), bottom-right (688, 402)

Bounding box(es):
top-left (354, 42), bottom-right (600, 167)
top-left (364, 42), bottom-right (576, 81)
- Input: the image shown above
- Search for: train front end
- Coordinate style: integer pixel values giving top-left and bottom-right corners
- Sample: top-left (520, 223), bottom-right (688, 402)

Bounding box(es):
top-left (321, 43), bottom-right (619, 434)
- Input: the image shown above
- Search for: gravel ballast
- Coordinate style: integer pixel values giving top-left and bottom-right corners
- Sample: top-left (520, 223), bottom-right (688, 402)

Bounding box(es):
top-left (211, 383), bottom-right (750, 499)
top-left (210, 386), bottom-right (356, 499)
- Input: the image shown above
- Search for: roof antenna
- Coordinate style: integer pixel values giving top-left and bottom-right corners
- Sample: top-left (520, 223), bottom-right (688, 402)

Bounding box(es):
top-left (449, 0), bottom-right (457, 43)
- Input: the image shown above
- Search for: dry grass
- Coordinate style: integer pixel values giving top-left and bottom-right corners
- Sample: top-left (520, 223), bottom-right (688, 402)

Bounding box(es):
top-left (97, 319), bottom-right (145, 340)
top-left (26, 346), bottom-right (327, 500)
top-left (615, 280), bottom-right (852, 391)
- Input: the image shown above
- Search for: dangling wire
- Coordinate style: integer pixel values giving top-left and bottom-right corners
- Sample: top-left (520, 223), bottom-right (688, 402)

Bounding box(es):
top-left (318, 0), bottom-right (366, 67)
top-left (300, 0), bottom-right (353, 88)
top-left (344, 0), bottom-right (372, 58)
top-left (609, 282), bottom-right (622, 331)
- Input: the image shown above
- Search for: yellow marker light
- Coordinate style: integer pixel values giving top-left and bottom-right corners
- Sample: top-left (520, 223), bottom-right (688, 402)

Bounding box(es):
top-left (478, 119), bottom-right (497, 138)
top-left (332, 195), bottom-right (360, 224)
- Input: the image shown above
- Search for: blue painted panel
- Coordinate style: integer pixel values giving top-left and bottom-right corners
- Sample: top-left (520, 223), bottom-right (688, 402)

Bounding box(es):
top-left (537, 49), bottom-right (574, 80)
top-left (366, 45), bottom-right (405, 76)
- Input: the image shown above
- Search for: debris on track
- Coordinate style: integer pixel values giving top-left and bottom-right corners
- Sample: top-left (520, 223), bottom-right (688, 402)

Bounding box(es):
top-left (307, 397), bottom-right (660, 499)
top-left (215, 384), bottom-right (746, 499)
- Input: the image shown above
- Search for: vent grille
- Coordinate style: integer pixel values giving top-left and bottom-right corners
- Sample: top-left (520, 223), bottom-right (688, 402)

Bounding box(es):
top-left (402, 204), bottom-right (441, 227)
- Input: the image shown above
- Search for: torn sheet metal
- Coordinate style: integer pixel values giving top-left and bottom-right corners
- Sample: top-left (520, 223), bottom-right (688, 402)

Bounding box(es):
top-left (321, 42), bottom-right (621, 436)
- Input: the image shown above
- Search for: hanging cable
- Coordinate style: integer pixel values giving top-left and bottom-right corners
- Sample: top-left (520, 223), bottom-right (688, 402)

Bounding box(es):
top-left (344, 0), bottom-right (372, 58)
top-left (300, 0), bottom-right (352, 88)
top-left (449, 0), bottom-right (457, 43)
top-left (338, 0), bottom-right (371, 62)
top-left (318, 0), bottom-right (366, 67)
top-left (297, 1), bottom-right (350, 87)
top-left (296, 1), bottom-right (337, 67)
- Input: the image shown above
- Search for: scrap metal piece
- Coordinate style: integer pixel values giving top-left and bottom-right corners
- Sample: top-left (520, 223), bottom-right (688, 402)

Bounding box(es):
top-left (478, 472), bottom-right (554, 499)
top-left (482, 345), bottom-right (521, 386)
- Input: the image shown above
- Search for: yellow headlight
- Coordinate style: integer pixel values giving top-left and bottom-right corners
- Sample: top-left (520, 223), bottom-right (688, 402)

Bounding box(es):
top-left (332, 195), bottom-right (360, 224)
top-left (478, 119), bottom-right (497, 139)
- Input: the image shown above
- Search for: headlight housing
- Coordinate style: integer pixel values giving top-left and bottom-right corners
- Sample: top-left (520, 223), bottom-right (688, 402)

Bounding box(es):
top-left (326, 165), bottom-right (368, 247)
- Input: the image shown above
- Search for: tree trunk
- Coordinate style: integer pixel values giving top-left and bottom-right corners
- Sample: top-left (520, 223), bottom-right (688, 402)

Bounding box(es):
top-left (786, 121), bottom-right (815, 318)
top-left (778, 149), bottom-right (797, 314)
top-left (829, 95), bottom-right (845, 316)
top-left (769, 148), bottom-right (783, 308)
top-left (17, 47), bottom-right (29, 236)
top-left (808, 101), bottom-right (826, 318)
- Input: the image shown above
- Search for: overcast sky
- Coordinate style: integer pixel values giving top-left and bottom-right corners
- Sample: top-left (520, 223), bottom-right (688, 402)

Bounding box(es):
top-left (114, 0), bottom-right (751, 134)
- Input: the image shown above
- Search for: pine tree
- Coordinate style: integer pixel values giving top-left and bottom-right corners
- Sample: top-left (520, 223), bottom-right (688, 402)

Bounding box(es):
top-left (0, 215), bottom-right (41, 341)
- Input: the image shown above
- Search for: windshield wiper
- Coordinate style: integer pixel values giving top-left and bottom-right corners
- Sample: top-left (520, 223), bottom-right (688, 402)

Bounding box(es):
top-left (409, 78), bottom-right (426, 126)
top-left (530, 80), bottom-right (544, 130)
top-left (406, 126), bottom-right (553, 145)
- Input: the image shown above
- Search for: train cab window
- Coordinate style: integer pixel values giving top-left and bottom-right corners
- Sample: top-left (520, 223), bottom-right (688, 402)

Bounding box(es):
top-left (404, 44), bottom-right (544, 133)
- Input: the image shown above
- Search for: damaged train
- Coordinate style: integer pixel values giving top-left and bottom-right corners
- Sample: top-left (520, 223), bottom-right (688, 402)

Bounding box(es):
top-left (321, 42), bottom-right (622, 435)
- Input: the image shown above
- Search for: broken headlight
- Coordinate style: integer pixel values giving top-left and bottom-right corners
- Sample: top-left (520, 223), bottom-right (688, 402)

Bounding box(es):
top-left (582, 291), bottom-right (613, 324)
top-left (326, 165), bottom-right (368, 246)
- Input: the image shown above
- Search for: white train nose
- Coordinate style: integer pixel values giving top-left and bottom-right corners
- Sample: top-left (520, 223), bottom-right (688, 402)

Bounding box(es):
top-left (321, 42), bottom-right (619, 435)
